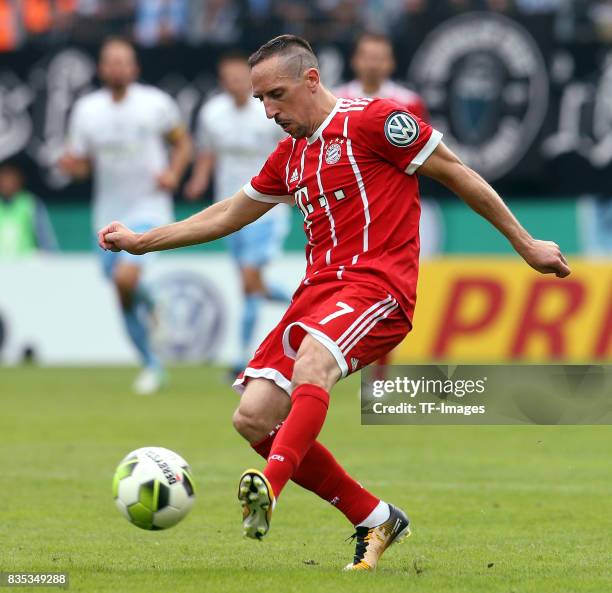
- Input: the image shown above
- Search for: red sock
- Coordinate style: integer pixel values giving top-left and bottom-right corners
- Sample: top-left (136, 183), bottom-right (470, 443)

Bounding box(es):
top-left (263, 384), bottom-right (329, 499)
top-left (252, 429), bottom-right (379, 526)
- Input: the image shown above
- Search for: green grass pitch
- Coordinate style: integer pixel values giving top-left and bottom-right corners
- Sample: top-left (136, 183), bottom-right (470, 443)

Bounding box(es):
top-left (1, 366), bottom-right (610, 593)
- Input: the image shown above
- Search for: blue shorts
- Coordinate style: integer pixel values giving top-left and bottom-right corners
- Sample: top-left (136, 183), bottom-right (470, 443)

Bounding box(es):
top-left (226, 218), bottom-right (286, 268)
top-left (98, 223), bottom-right (158, 279)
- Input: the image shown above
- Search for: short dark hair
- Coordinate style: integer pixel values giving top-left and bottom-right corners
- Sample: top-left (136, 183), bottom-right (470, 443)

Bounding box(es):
top-left (248, 34), bottom-right (318, 74)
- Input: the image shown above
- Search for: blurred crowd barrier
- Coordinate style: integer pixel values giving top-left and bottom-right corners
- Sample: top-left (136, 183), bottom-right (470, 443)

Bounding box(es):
top-left (0, 253), bottom-right (609, 365)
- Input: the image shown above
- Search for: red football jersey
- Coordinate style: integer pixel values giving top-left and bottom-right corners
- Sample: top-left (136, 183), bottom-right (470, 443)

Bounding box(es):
top-left (335, 80), bottom-right (429, 122)
top-left (243, 97), bottom-right (443, 321)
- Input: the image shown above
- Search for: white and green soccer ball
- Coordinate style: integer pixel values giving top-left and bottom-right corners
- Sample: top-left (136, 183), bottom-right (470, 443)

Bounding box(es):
top-left (112, 446), bottom-right (196, 530)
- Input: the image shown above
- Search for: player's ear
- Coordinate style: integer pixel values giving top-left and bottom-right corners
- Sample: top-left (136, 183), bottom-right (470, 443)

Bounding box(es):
top-left (304, 68), bottom-right (320, 92)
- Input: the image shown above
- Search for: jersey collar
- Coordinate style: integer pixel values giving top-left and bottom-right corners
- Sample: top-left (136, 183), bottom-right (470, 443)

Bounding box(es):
top-left (307, 98), bottom-right (341, 145)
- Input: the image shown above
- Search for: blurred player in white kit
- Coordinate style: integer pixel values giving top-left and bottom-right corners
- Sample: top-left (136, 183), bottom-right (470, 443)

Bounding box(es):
top-left (59, 38), bottom-right (192, 394)
top-left (185, 52), bottom-right (290, 378)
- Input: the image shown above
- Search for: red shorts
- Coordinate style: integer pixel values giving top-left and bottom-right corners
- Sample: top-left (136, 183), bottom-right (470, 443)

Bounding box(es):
top-left (233, 280), bottom-right (411, 396)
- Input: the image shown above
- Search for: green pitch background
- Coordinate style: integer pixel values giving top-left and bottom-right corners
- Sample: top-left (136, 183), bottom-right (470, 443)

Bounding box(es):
top-left (1, 367), bottom-right (610, 593)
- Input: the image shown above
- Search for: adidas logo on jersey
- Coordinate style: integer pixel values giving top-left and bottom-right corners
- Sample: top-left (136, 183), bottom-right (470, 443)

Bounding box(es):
top-left (351, 357), bottom-right (360, 371)
top-left (289, 169), bottom-right (299, 183)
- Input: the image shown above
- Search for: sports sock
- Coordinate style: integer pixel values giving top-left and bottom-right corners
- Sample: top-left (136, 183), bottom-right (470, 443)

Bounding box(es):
top-left (263, 384), bottom-right (329, 498)
top-left (252, 425), bottom-right (380, 526)
top-left (264, 282), bottom-right (291, 303)
top-left (122, 305), bottom-right (158, 369)
top-left (356, 500), bottom-right (390, 528)
top-left (239, 294), bottom-right (262, 367)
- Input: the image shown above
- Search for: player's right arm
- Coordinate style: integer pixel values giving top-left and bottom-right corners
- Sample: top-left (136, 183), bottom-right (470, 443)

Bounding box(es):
top-left (419, 141), bottom-right (571, 278)
top-left (184, 151), bottom-right (215, 200)
top-left (184, 101), bottom-right (215, 200)
top-left (98, 188), bottom-right (276, 254)
top-left (58, 99), bottom-right (92, 180)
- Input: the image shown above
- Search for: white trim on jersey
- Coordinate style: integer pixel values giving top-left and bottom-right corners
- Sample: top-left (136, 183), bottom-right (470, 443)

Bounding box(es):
top-left (282, 322), bottom-right (350, 377)
top-left (316, 135), bottom-right (338, 265)
top-left (341, 299), bottom-right (399, 355)
top-left (232, 366), bottom-right (293, 397)
top-left (243, 182), bottom-right (291, 203)
top-left (307, 99), bottom-right (342, 145)
top-left (405, 129), bottom-right (444, 175)
top-left (344, 114), bottom-right (371, 256)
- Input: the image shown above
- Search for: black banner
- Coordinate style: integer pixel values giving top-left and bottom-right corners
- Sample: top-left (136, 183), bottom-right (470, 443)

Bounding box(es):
top-left (0, 12), bottom-right (611, 199)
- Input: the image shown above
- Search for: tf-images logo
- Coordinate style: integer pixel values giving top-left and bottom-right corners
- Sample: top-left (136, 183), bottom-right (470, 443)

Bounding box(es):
top-left (408, 12), bottom-right (549, 181)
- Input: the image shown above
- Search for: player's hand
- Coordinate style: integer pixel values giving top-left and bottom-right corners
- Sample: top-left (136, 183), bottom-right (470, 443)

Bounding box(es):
top-left (98, 221), bottom-right (144, 255)
top-left (57, 153), bottom-right (90, 178)
top-left (519, 239), bottom-right (571, 278)
top-left (184, 176), bottom-right (208, 201)
top-left (156, 169), bottom-right (179, 192)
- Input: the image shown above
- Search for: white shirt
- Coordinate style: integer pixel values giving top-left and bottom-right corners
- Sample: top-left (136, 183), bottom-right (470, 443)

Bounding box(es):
top-left (68, 83), bottom-right (182, 230)
top-left (196, 93), bottom-right (288, 225)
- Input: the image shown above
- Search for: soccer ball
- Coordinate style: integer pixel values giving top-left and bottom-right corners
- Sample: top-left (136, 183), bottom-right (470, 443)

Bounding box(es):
top-left (112, 446), bottom-right (196, 530)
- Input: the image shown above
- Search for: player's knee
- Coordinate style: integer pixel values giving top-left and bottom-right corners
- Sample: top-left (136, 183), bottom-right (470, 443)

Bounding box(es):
top-left (232, 406), bottom-right (269, 443)
top-left (291, 335), bottom-right (341, 392)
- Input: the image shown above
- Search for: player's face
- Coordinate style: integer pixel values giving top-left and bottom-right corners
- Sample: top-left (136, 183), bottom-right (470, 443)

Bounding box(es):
top-left (251, 56), bottom-right (317, 139)
top-left (219, 60), bottom-right (252, 101)
top-left (99, 42), bottom-right (138, 90)
top-left (352, 40), bottom-right (394, 86)
top-left (0, 167), bottom-right (22, 198)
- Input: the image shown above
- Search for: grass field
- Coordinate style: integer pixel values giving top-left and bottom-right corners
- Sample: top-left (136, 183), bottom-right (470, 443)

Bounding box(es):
top-left (1, 366), bottom-right (611, 593)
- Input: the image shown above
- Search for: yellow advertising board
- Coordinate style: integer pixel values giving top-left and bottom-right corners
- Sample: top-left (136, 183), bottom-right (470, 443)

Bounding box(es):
top-left (394, 258), bottom-right (611, 362)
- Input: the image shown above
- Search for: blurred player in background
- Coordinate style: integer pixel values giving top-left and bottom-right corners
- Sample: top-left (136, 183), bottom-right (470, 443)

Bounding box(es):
top-left (185, 52), bottom-right (290, 379)
top-left (335, 32), bottom-right (428, 121)
top-left (0, 157), bottom-right (57, 257)
top-left (336, 32), bottom-right (440, 378)
top-left (59, 37), bottom-right (192, 394)
top-left (98, 35), bottom-right (570, 570)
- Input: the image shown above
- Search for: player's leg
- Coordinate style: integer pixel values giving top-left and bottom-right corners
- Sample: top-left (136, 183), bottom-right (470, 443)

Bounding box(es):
top-left (236, 334), bottom-right (407, 561)
top-left (235, 265), bottom-right (264, 376)
top-left (229, 221), bottom-right (291, 377)
top-left (113, 258), bottom-right (164, 394)
top-left (232, 377), bottom-right (289, 539)
top-left (256, 334), bottom-right (339, 501)
top-left (233, 372), bottom-right (383, 525)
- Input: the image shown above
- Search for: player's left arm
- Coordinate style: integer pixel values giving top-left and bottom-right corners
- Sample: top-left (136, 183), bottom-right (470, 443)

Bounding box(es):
top-left (157, 125), bottom-right (193, 192)
top-left (419, 142), bottom-right (571, 278)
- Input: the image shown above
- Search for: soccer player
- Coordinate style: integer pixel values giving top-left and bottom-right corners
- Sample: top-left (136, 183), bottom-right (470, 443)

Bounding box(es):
top-left (98, 35), bottom-right (570, 569)
top-left (59, 37), bottom-right (192, 395)
top-left (185, 53), bottom-right (291, 378)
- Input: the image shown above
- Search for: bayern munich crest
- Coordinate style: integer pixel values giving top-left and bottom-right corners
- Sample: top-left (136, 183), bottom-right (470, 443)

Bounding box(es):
top-left (325, 140), bottom-right (343, 164)
top-left (384, 111), bottom-right (420, 147)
